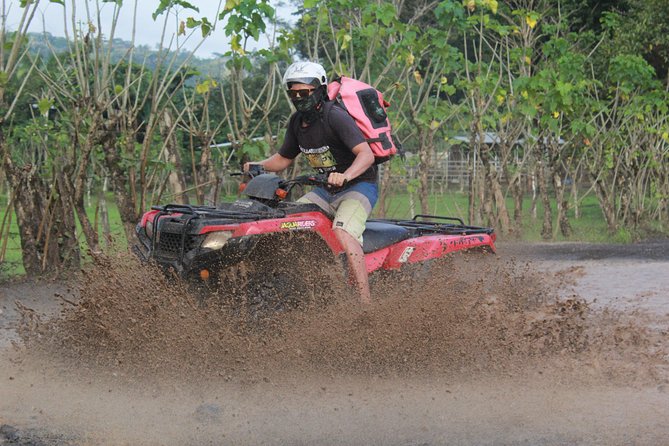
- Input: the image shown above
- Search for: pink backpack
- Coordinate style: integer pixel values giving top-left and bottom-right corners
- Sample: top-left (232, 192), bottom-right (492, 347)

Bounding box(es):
top-left (327, 76), bottom-right (400, 164)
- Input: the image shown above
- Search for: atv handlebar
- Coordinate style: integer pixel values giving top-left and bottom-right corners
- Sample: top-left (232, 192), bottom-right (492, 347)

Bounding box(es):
top-left (280, 174), bottom-right (329, 189)
top-left (281, 174), bottom-right (351, 194)
top-left (231, 163), bottom-right (266, 179)
top-left (230, 168), bottom-right (343, 199)
top-left (230, 169), bottom-right (331, 188)
top-left (231, 167), bottom-right (329, 187)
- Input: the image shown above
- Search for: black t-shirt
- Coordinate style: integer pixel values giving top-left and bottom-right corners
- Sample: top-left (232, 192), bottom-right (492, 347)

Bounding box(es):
top-left (278, 102), bottom-right (378, 183)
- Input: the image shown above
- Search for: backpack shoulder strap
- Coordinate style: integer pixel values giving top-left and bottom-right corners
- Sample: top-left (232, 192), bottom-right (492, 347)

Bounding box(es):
top-left (321, 100), bottom-right (339, 142)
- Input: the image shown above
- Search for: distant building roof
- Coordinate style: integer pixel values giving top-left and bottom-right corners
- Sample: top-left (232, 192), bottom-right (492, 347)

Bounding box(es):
top-left (452, 132), bottom-right (501, 144)
top-left (452, 132), bottom-right (564, 145)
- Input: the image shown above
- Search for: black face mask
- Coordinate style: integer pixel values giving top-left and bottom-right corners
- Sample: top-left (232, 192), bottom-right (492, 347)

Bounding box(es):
top-left (292, 87), bottom-right (325, 123)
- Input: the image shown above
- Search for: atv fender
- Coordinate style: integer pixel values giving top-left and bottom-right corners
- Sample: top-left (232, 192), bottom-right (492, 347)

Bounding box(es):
top-left (364, 233), bottom-right (495, 274)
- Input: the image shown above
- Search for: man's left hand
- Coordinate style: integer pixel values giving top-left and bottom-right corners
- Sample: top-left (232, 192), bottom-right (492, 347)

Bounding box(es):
top-left (328, 172), bottom-right (349, 187)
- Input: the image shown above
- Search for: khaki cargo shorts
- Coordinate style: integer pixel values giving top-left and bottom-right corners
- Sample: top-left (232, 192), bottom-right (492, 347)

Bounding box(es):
top-left (297, 181), bottom-right (378, 244)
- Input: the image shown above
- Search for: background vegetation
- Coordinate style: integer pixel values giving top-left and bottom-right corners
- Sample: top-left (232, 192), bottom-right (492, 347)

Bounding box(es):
top-left (0, 0), bottom-right (667, 277)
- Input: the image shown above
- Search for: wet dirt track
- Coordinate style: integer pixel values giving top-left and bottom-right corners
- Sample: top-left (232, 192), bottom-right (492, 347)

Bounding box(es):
top-left (0, 241), bottom-right (668, 445)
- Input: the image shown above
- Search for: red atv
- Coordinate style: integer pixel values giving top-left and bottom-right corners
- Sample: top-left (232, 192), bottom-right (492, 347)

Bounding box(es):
top-left (134, 169), bottom-right (496, 312)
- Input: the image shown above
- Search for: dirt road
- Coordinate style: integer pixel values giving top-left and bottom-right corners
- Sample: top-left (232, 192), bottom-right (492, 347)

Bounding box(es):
top-left (0, 241), bottom-right (668, 445)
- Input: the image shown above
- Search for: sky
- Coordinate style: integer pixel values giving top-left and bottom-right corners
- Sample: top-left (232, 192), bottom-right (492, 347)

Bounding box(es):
top-left (5, 0), bottom-right (296, 59)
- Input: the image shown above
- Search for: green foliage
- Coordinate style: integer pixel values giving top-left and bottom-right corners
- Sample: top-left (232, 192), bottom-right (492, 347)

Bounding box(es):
top-left (238, 138), bottom-right (269, 161)
top-left (602, 0), bottom-right (669, 82)
top-left (1, 0), bottom-right (668, 275)
top-left (434, 0), bottom-right (466, 25)
top-left (36, 98), bottom-right (53, 117)
top-left (185, 16), bottom-right (213, 37)
top-left (219, 0), bottom-right (274, 41)
top-left (608, 55), bottom-right (658, 93)
top-left (152, 0), bottom-right (199, 20)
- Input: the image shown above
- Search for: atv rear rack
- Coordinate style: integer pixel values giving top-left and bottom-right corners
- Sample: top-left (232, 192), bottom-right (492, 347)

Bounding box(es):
top-left (369, 214), bottom-right (494, 236)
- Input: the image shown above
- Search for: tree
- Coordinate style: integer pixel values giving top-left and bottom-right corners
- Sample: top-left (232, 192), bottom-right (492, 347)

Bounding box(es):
top-left (0, 0), bottom-right (81, 275)
top-left (607, 0), bottom-right (669, 86)
top-left (582, 55), bottom-right (667, 234)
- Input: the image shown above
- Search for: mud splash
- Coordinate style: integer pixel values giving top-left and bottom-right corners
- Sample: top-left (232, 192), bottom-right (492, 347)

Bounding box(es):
top-left (17, 251), bottom-right (668, 386)
top-left (4, 245), bottom-right (669, 445)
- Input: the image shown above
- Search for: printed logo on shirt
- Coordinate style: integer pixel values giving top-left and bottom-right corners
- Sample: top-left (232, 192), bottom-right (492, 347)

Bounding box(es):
top-left (300, 144), bottom-right (336, 172)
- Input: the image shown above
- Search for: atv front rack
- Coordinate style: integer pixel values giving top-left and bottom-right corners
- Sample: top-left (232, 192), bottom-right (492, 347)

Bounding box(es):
top-left (368, 214), bottom-right (494, 236)
top-left (152, 203), bottom-right (287, 221)
top-left (145, 204), bottom-right (289, 267)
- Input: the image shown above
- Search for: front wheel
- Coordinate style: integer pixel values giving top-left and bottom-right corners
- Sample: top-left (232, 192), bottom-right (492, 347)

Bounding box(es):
top-left (221, 232), bottom-right (343, 320)
top-left (243, 267), bottom-right (315, 318)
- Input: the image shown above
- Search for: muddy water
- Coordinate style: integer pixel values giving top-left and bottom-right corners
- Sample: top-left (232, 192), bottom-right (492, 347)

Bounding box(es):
top-left (1, 243), bottom-right (668, 445)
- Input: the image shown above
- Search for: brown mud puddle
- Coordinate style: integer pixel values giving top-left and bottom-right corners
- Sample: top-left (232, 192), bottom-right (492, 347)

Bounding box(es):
top-left (1, 243), bottom-right (668, 445)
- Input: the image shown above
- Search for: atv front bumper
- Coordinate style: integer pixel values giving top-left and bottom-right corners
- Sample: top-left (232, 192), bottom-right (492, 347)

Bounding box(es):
top-left (134, 227), bottom-right (259, 282)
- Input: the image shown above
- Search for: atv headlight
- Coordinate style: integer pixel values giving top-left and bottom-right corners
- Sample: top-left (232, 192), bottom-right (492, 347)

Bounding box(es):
top-left (145, 220), bottom-right (154, 239)
top-left (202, 231), bottom-right (233, 250)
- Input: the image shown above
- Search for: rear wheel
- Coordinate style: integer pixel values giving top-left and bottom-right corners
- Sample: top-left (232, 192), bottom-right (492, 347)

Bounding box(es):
top-left (370, 259), bottom-right (436, 298)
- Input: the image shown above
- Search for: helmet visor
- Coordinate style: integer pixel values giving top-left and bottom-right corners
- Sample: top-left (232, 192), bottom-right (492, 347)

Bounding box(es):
top-left (286, 78), bottom-right (322, 88)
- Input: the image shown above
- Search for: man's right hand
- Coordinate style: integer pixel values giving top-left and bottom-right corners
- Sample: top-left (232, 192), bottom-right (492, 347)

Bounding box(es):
top-left (328, 172), bottom-right (350, 187)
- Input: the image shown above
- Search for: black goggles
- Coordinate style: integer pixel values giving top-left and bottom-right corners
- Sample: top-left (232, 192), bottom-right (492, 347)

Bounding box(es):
top-left (287, 88), bottom-right (315, 99)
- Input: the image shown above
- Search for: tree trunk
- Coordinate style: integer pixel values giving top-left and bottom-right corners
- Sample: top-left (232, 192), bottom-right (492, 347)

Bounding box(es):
top-left (467, 151), bottom-right (475, 225)
top-left (162, 111), bottom-right (189, 204)
top-left (53, 167), bottom-right (81, 270)
top-left (591, 175), bottom-right (618, 234)
top-left (64, 155), bottom-right (100, 254)
top-left (571, 177), bottom-right (579, 220)
top-left (480, 147), bottom-right (510, 234)
top-left (537, 159), bottom-right (552, 240)
top-left (99, 176), bottom-right (112, 248)
top-left (4, 159), bottom-right (80, 275)
top-left (8, 163), bottom-right (52, 275)
top-left (204, 143), bottom-right (221, 207)
top-left (530, 168), bottom-right (538, 220)
top-left (102, 130), bottom-right (138, 243)
top-left (552, 169), bottom-right (572, 238)
top-left (195, 135), bottom-right (220, 206)
top-left (417, 129), bottom-right (434, 214)
top-left (511, 173), bottom-right (524, 236)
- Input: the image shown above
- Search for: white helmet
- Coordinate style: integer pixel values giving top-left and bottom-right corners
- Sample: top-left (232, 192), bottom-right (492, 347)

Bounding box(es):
top-left (283, 61), bottom-right (327, 89)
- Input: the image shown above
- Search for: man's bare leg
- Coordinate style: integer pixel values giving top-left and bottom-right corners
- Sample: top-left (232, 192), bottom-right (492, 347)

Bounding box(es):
top-left (334, 228), bottom-right (371, 304)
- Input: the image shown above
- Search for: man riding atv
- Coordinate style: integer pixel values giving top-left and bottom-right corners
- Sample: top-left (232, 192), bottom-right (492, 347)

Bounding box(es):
top-left (244, 61), bottom-right (377, 304)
